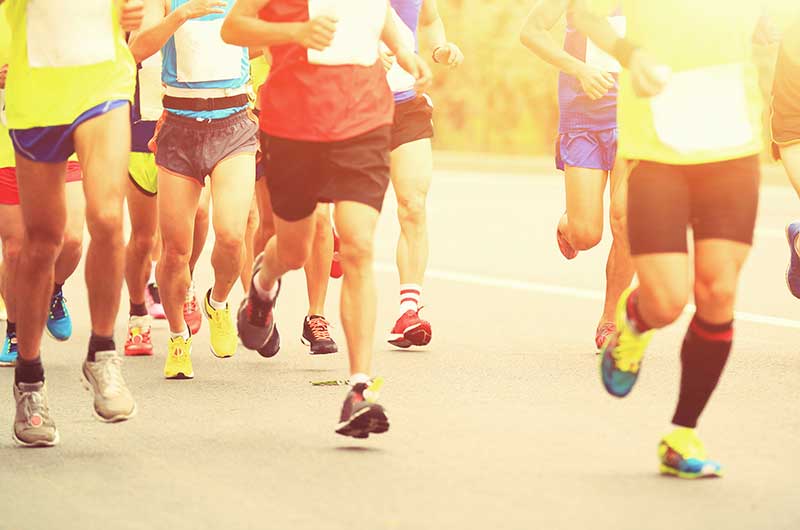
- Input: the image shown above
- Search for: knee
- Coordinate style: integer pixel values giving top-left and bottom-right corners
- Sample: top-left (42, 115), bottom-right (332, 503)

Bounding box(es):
top-left (61, 230), bottom-right (83, 258)
top-left (339, 233), bottom-right (374, 270)
top-left (87, 208), bottom-right (123, 243)
top-left (643, 290), bottom-right (687, 326)
top-left (215, 232), bottom-right (243, 260)
top-left (277, 239), bottom-right (311, 271)
top-left (161, 242), bottom-right (191, 269)
top-left (569, 221), bottom-right (603, 251)
top-left (130, 229), bottom-right (157, 256)
top-left (2, 236), bottom-right (23, 263)
top-left (694, 275), bottom-right (737, 312)
top-left (397, 190), bottom-right (427, 227)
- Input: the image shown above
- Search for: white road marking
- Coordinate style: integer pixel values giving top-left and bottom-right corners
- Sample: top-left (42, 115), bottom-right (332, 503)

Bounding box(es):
top-left (375, 263), bottom-right (800, 330)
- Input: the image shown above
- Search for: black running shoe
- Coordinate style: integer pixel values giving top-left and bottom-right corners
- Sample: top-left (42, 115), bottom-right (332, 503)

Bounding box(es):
top-left (257, 323), bottom-right (281, 358)
top-left (237, 253), bottom-right (281, 350)
top-left (302, 315), bottom-right (338, 355)
top-left (335, 383), bottom-right (390, 439)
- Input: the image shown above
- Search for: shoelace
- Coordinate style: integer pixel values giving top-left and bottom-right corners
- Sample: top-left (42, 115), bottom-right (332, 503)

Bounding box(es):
top-left (611, 331), bottom-right (644, 372)
top-left (50, 293), bottom-right (67, 320)
top-left (93, 356), bottom-right (125, 397)
top-left (184, 297), bottom-right (198, 314)
top-left (19, 388), bottom-right (50, 423)
top-left (308, 317), bottom-right (332, 340)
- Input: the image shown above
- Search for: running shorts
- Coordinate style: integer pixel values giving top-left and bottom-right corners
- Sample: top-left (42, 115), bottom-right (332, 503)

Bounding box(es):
top-left (152, 109), bottom-right (258, 186)
top-left (556, 129), bottom-right (617, 172)
top-left (771, 42), bottom-right (800, 160)
top-left (627, 156), bottom-right (760, 255)
top-left (10, 100), bottom-right (129, 163)
top-left (263, 125), bottom-right (391, 222)
top-left (0, 161), bottom-right (83, 205)
top-left (391, 95), bottom-right (434, 151)
top-left (129, 152), bottom-right (158, 196)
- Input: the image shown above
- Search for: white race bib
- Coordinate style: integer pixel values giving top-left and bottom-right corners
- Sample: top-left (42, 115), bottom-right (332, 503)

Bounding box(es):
top-left (174, 19), bottom-right (243, 83)
top-left (138, 53), bottom-right (164, 121)
top-left (650, 63), bottom-right (753, 154)
top-left (26, 0), bottom-right (116, 68)
top-left (307, 0), bottom-right (387, 67)
top-left (585, 16), bottom-right (625, 74)
top-left (382, 8), bottom-right (416, 92)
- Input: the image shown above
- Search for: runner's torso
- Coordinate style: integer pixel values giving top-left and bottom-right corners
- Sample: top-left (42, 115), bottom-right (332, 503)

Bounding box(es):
top-left (0, 4), bottom-right (14, 168)
top-left (161, 0), bottom-right (250, 120)
top-left (4, 0), bottom-right (135, 129)
top-left (258, 0), bottom-right (393, 142)
top-left (131, 52), bottom-right (163, 153)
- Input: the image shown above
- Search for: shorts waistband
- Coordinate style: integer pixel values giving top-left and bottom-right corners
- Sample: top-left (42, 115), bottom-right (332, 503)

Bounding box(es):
top-left (164, 108), bottom-right (250, 129)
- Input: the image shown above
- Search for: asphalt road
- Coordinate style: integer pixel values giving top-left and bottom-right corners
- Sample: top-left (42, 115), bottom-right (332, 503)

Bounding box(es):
top-left (0, 169), bottom-right (798, 530)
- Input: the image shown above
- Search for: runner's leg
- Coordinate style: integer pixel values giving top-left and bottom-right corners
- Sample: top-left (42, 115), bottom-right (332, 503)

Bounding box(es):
top-left (600, 158), bottom-right (634, 326)
top-left (126, 179), bottom-right (158, 311)
top-left (559, 166), bottom-right (607, 251)
top-left (53, 180), bottom-right (86, 286)
top-left (305, 203), bottom-right (333, 316)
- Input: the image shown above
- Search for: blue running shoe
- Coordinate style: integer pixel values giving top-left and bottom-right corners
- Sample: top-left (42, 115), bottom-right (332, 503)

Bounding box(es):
top-left (659, 427), bottom-right (722, 479)
top-left (0, 332), bottom-right (18, 366)
top-left (46, 289), bottom-right (72, 342)
top-left (786, 222), bottom-right (800, 298)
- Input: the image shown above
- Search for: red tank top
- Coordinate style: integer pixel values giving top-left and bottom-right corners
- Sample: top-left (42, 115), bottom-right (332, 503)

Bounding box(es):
top-left (258, 1), bottom-right (394, 142)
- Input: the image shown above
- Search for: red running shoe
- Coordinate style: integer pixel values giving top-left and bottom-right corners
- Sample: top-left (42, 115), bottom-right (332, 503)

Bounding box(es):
top-left (387, 310), bottom-right (432, 348)
top-left (145, 283), bottom-right (166, 320)
top-left (124, 315), bottom-right (154, 356)
top-left (330, 230), bottom-right (343, 279)
top-left (556, 227), bottom-right (578, 260)
top-left (595, 322), bottom-right (616, 353)
top-left (184, 293), bottom-right (202, 335)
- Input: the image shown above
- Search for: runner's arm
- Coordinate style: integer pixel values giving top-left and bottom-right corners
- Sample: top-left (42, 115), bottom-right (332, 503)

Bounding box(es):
top-left (567, 0), bottom-right (623, 57)
top-left (221, 0), bottom-right (332, 49)
top-left (382, 4), bottom-right (433, 91)
top-left (419, 0), bottom-right (463, 66)
top-left (520, 0), bottom-right (583, 76)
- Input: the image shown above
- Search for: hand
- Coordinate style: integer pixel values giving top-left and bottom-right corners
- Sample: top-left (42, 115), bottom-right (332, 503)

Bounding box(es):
top-left (120, 0), bottom-right (145, 32)
top-left (396, 48), bottom-right (433, 92)
top-left (433, 42), bottom-right (464, 67)
top-left (575, 63), bottom-right (615, 100)
top-left (293, 16), bottom-right (338, 51)
top-left (753, 14), bottom-right (781, 46)
top-left (0, 64), bottom-right (7, 90)
top-left (177, 0), bottom-right (226, 21)
top-left (380, 48), bottom-right (395, 72)
top-left (629, 50), bottom-right (670, 98)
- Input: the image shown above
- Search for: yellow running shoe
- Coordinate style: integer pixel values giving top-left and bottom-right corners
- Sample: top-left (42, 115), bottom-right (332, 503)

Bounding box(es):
top-left (202, 289), bottom-right (237, 358)
top-left (658, 427), bottom-right (722, 479)
top-left (164, 335), bottom-right (194, 380)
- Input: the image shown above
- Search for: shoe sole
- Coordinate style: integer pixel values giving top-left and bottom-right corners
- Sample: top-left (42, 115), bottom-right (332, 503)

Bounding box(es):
top-left (0, 360), bottom-right (17, 367)
top-left (786, 225), bottom-right (800, 299)
top-left (80, 370), bottom-right (138, 423)
top-left (12, 430), bottom-right (60, 448)
top-left (335, 405), bottom-right (390, 439)
top-left (659, 464), bottom-right (722, 480)
top-left (257, 326), bottom-right (281, 358)
top-left (165, 372), bottom-right (194, 380)
top-left (124, 349), bottom-right (154, 357)
top-left (300, 336), bottom-right (338, 355)
top-left (44, 326), bottom-right (70, 343)
top-left (387, 323), bottom-right (431, 348)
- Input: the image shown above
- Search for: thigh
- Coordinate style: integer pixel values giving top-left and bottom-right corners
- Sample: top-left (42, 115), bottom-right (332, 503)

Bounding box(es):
top-left (608, 155), bottom-right (629, 219)
top-left (334, 200), bottom-right (380, 249)
top-left (157, 168), bottom-right (201, 253)
top-left (627, 161), bottom-right (690, 255)
top-left (634, 252), bottom-right (692, 308)
top-left (390, 138), bottom-right (433, 201)
top-left (209, 153), bottom-right (256, 239)
top-left (0, 204), bottom-right (24, 247)
top-left (690, 156), bottom-right (760, 246)
top-left (564, 165), bottom-right (608, 228)
top-left (14, 155), bottom-right (67, 237)
top-left (64, 180), bottom-right (86, 242)
top-left (694, 239), bottom-right (751, 287)
top-left (264, 133), bottom-right (327, 222)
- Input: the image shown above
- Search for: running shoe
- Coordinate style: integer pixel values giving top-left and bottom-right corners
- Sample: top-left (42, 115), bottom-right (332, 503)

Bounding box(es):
top-left (145, 283), bottom-right (167, 320)
top-left (202, 289), bottom-right (238, 358)
top-left (556, 225), bottom-right (578, 260)
top-left (599, 287), bottom-right (654, 398)
top-left (0, 292), bottom-right (6, 321)
top-left (237, 253), bottom-right (280, 350)
top-left (0, 332), bottom-right (18, 367)
top-left (124, 315), bottom-right (154, 356)
top-left (388, 310), bottom-right (432, 348)
top-left (658, 427), bottom-right (722, 479)
top-left (46, 289), bottom-right (72, 342)
top-left (330, 230), bottom-right (343, 279)
top-left (257, 323), bottom-right (281, 358)
top-left (81, 351), bottom-right (137, 422)
top-left (184, 283), bottom-right (202, 335)
top-left (13, 381), bottom-right (59, 447)
top-left (595, 322), bottom-right (616, 352)
top-left (164, 335), bottom-right (194, 379)
top-left (786, 222), bottom-right (800, 298)
top-left (335, 380), bottom-right (390, 439)
top-left (302, 315), bottom-right (338, 355)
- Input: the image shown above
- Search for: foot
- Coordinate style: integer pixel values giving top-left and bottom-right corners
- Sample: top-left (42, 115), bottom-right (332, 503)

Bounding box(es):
top-left (13, 381), bottom-right (59, 447)
top-left (183, 283), bottom-right (202, 335)
top-left (388, 310), bottom-right (432, 348)
top-left (658, 427), bottom-right (722, 479)
top-left (257, 323), bottom-right (281, 358)
top-left (145, 283), bottom-right (167, 320)
top-left (330, 230), bottom-right (343, 279)
top-left (302, 315), bottom-right (338, 355)
top-left (46, 289), bottom-right (72, 342)
top-left (786, 222), bottom-right (800, 298)
top-left (599, 287), bottom-right (653, 398)
top-left (237, 253), bottom-right (280, 350)
top-left (81, 351), bottom-right (137, 422)
top-left (203, 289), bottom-right (238, 358)
top-left (0, 332), bottom-right (18, 367)
top-left (335, 380), bottom-right (390, 439)
top-left (556, 226), bottom-right (578, 260)
top-left (124, 315), bottom-right (154, 356)
top-left (595, 322), bottom-right (616, 352)
top-left (164, 335), bottom-right (194, 379)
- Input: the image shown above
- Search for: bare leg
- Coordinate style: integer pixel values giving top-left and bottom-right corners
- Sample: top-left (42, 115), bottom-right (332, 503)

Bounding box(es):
top-left (125, 181), bottom-right (158, 307)
top-left (53, 181), bottom-right (86, 285)
top-left (304, 204), bottom-right (333, 315)
top-left (0, 204), bottom-right (24, 324)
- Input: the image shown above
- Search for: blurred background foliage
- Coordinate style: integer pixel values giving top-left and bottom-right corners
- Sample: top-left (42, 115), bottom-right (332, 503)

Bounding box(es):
top-left (429, 0), bottom-right (800, 156)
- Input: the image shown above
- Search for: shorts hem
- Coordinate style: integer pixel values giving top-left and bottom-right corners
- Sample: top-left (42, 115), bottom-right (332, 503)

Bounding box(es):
top-left (156, 165), bottom-right (205, 188)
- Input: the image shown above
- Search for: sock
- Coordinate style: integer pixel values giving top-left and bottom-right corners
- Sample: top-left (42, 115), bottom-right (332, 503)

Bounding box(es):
top-left (87, 334), bottom-right (116, 362)
top-left (170, 326), bottom-right (191, 341)
top-left (148, 262), bottom-right (157, 285)
top-left (350, 372), bottom-right (370, 387)
top-left (671, 316), bottom-right (733, 428)
top-left (399, 284), bottom-right (422, 314)
top-left (52, 283), bottom-right (64, 297)
top-left (6, 321), bottom-right (16, 337)
top-left (15, 356), bottom-right (44, 384)
top-left (626, 289), bottom-right (653, 334)
top-left (253, 273), bottom-right (278, 302)
top-left (208, 292), bottom-right (227, 310)
top-left (130, 302), bottom-right (148, 317)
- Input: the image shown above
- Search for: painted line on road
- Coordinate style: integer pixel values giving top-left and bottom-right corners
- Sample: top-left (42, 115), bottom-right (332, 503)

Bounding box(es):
top-left (375, 263), bottom-right (800, 330)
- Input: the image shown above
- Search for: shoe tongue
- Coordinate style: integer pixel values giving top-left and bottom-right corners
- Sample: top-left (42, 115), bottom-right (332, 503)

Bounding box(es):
top-left (93, 350), bottom-right (117, 362)
top-left (17, 381), bottom-right (44, 392)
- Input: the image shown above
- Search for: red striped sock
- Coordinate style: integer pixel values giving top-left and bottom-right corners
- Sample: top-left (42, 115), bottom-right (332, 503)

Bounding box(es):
top-left (399, 284), bottom-right (421, 314)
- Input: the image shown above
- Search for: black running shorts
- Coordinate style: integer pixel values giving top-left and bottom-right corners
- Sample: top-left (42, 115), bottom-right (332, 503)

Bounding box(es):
top-left (627, 156), bottom-right (760, 255)
top-left (263, 125), bottom-right (391, 222)
top-left (391, 95), bottom-right (434, 151)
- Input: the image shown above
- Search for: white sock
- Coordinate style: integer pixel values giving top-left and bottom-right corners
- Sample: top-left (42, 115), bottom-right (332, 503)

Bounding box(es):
top-left (350, 373), bottom-right (371, 386)
top-left (170, 326), bottom-right (190, 341)
top-left (148, 262), bottom-right (157, 285)
top-left (208, 294), bottom-right (227, 310)
top-left (399, 284), bottom-right (422, 314)
top-left (253, 273), bottom-right (279, 301)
